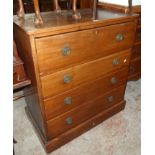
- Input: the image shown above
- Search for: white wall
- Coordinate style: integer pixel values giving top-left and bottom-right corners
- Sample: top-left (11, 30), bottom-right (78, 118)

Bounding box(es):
top-left (99, 0), bottom-right (141, 6)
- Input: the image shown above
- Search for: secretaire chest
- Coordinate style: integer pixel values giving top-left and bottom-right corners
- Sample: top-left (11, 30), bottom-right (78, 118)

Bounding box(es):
top-left (13, 9), bottom-right (138, 153)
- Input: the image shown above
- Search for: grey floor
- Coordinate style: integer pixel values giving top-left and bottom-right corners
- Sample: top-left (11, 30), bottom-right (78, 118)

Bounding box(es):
top-left (13, 80), bottom-right (141, 155)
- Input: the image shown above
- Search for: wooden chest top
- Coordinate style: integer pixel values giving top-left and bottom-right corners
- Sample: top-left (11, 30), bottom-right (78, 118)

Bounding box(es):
top-left (13, 9), bottom-right (138, 37)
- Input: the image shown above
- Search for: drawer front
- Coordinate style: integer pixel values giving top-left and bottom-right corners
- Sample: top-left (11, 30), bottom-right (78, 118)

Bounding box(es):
top-left (36, 22), bottom-right (135, 74)
top-left (129, 58), bottom-right (141, 76)
top-left (41, 49), bottom-right (131, 98)
top-left (44, 68), bottom-right (128, 120)
top-left (46, 85), bottom-right (126, 139)
top-left (131, 44), bottom-right (141, 60)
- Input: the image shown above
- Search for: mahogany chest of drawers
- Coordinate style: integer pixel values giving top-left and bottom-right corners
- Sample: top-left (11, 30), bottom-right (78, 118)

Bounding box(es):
top-left (13, 9), bottom-right (138, 153)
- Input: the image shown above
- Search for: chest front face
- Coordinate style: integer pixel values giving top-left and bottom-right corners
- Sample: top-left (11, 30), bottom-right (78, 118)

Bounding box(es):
top-left (13, 8), bottom-right (138, 153)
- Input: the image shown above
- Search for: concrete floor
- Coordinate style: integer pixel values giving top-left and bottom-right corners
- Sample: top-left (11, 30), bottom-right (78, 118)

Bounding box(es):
top-left (13, 80), bottom-right (141, 155)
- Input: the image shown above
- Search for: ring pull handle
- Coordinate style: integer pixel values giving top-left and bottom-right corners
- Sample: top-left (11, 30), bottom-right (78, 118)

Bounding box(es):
top-left (107, 96), bottom-right (114, 103)
top-left (65, 117), bottom-right (73, 125)
top-left (113, 58), bottom-right (119, 66)
top-left (116, 33), bottom-right (124, 41)
top-left (111, 77), bottom-right (117, 84)
top-left (61, 46), bottom-right (71, 56)
top-left (64, 97), bottom-right (72, 105)
top-left (63, 75), bottom-right (72, 84)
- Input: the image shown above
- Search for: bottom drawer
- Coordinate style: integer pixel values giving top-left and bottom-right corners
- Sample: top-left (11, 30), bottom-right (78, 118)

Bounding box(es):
top-left (46, 85), bottom-right (126, 140)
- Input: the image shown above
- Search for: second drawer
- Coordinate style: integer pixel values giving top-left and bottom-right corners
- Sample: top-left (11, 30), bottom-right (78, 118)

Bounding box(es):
top-left (41, 49), bottom-right (131, 98)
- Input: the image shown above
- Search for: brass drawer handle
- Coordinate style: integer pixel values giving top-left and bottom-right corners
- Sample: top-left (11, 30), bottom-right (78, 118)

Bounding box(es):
top-left (113, 58), bottom-right (119, 66)
top-left (116, 33), bottom-right (124, 41)
top-left (63, 75), bottom-right (72, 84)
top-left (65, 117), bottom-right (73, 125)
top-left (107, 96), bottom-right (114, 102)
top-left (64, 97), bottom-right (72, 105)
top-left (61, 46), bottom-right (71, 56)
top-left (111, 77), bottom-right (117, 84)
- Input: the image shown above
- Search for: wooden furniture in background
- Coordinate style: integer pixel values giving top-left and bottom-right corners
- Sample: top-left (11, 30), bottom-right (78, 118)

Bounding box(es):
top-left (80, 0), bottom-right (94, 8)
top-left (13, 0), bottom-right (94, 15)
top-left (13, 40), bottom-right (31, 90)
top-left (13, 0), bottom-right (34, 14)
top-left (98, 1), bottom-right (131, 13)
top-left (14, 8), bottom-right (138, 153)
top-left (98, 2), bottom-right (141, 81)
top-left (128, 6), bottom-right (141, 80)
top-left (15, 0), bottom-right (99, 24)
top-left (13, 0), bottom-right (71, 15)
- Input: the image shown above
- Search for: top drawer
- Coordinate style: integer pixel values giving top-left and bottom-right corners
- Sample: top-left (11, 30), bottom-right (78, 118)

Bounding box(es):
top-left (36, 22), bottom-right (136, 75)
